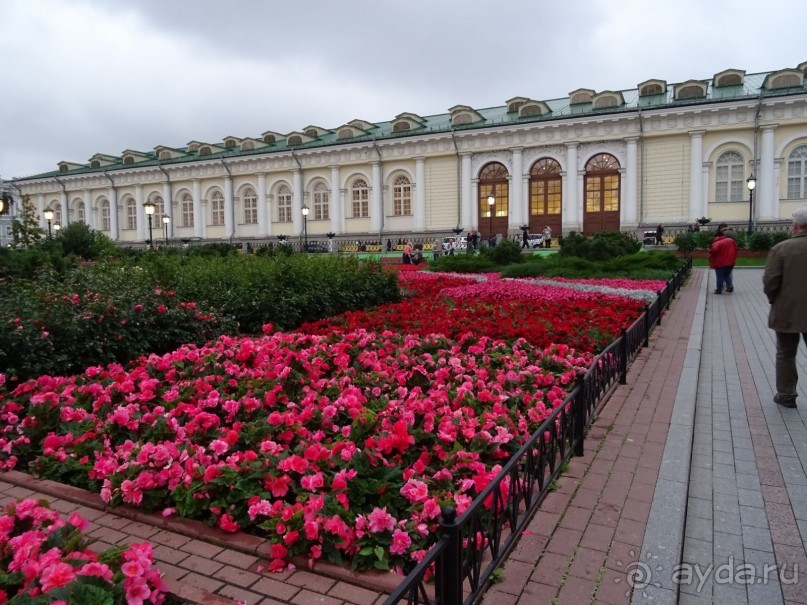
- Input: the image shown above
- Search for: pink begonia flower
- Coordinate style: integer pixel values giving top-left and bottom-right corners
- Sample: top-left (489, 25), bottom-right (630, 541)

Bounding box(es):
top-left (40, 562), bottom-right (76, 593)
top-left (124, 576), bottom-right (152, 605)
top-left (67, 511), bottom-right (88, 532)
top-left (390, 529), bottom-right (412, 555)
top-left (77, 562), bottom-right (114, 583)
top-left (367, 507), bottom-right (396, 533)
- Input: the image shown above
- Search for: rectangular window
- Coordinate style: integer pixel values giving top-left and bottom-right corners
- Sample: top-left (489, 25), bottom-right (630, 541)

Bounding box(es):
top-left (278, 195), bottom-right (292, 222)
top-left (788, 160), bottom-right (804, 199)
top-left (126, 204), bottom-right (137, 230)
top-left (314, 192), bottom-right (329, 220)
top-left (603, 175), bottom-right (619, 211)
top-left (353, 192), bottom-right (369, 217)
top-left (530, 181), bottom-right (545, 215)
top-left (212, 200), bottom-right (224, 225)
top-left (243, 200), bottom-right (257, 224)
top-left (182, 201), bottom-right (194, 227)
top-left (102, 206), bottom-right (110, 231)
top-left (547, 180), bottom-right (562, 214)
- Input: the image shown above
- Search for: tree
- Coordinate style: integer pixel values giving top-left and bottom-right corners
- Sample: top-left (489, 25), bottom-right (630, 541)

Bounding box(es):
top-left (10, 194), bottom-right (44, 248)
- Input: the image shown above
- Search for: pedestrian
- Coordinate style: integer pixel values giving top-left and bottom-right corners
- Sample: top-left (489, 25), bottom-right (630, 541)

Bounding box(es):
top-left (522, 230), bottom-right (529, 249)
top-left (542, 226), bottom-right (552, 248)
top-left (433, 237), bottom-right (441, 261)
top-left (386, 239), bottom-right (392, 252)
top-left (402, 241), bottom-right (412, 264)
top-left (709, 224), bottom-right (738, 294)
top-left (763, 207), bottom-right (807, 408)
top-left (655, 223), bottom-right (664, 245)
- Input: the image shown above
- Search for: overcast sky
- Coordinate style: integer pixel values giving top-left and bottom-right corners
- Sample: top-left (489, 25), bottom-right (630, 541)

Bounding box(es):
top-left (2, 0), bottom-right (805, 180)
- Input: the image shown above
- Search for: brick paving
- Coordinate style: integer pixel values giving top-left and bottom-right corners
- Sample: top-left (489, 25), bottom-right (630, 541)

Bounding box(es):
top-left (8, 266), bottom-right (807, 605)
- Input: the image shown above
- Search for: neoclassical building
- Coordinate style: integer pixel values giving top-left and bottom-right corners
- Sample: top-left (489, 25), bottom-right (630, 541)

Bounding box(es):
top-left (12, 61), bottom-right (807, 245)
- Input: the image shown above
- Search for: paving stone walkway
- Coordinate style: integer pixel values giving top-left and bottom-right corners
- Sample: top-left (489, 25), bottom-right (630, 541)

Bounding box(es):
top-left (6, 267), bottom-right (807, 605)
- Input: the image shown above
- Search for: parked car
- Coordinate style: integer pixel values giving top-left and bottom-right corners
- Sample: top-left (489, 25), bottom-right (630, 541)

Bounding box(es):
top-left (442, 236), bottom-right (467, 252)
top-left (525, 233), bottom-right (544, 248)
top-left (304, 241), bottom-right (330, 253)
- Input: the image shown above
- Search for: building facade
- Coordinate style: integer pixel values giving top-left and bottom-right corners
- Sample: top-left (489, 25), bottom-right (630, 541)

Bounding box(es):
top-left (13, 62), bottom-right (807, 246)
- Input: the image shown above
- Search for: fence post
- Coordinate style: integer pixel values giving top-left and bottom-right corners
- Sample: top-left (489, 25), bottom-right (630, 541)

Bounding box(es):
top-left (574, 371), bottom-right (587, 456)
top-left (643, 304), bottom-right (650, 348)
top-left (439, 506), bottom-right (462, 605)
top-left (657, 292), bottom-right (663, 325)
top-left (619, 327), bottom-right (628, 385)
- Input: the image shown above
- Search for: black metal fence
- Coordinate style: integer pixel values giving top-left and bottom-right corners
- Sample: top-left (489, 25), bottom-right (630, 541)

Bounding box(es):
top-left (382, 259), bottom-right (692, 605)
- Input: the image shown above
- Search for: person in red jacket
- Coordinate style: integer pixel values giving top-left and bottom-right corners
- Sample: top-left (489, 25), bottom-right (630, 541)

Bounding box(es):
top-left (709, 226), bottom-right (739, 294)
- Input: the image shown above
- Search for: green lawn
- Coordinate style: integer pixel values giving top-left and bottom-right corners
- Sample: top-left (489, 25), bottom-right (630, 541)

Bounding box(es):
top-left (692, 257), bottom-right (767, 267)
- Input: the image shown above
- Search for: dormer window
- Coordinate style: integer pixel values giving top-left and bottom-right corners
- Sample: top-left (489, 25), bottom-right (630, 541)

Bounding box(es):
top-left (199, 146), bottom-right (212, 156)
top-left (763, 69), bottom-right (804, 90)
top-left (288, 135), bottom-right (302, 146)
top-left (518, 101), bottom-right (550, 117)
top-left (187, 142), bottom-right (200, 152)
top-left (393, 122), bottom-right (410, 132)
top-left (242, 141), bottom-right (255, 151)
top-left (124, 156), bottom-right (134, 165)
top-left (90, 160), bottom-right (101, 169)
top-left (592, 91), bottom-right (624, 110)
top-left (507, 97), bottom-right (529, 113)
top-left (638, 79), bottom-right (667, 96)
top-left (263, 134), bottom-right (275, 144)
top-left (225, 139), bottom-right (236, 148)
top-left (799, 61), bottom-right (807, 73)
top-left (569, 89), bottom-right (594, 105)
top-left (714, 69), bottom-right (745, 87)
top-left (305, 129), bottom-right (318, 138)
top-left (448, 105), bottom-right (483, 126)
top-left (337, 128), bottom-right (355, 140)
top-left (674, 80), bottom-right (708, 100)
top-left (160, 151), bottom-right (172, 160)
top-left (60, 164), bottom-right (69, 172)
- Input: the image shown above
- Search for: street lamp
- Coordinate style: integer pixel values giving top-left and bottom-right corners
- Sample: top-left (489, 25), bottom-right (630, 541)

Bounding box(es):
top-left (53, 223), bottom-right (61, 235)
top-left (487, 191), bottom-right (495, 242)
top-left (163, 216), bottom-right (170, 246)
top-left (144, 201), bottom-right (155, 248)
top-left (301, 204), bottom-right (309, 251)
top-left (746, 175), bottom-right (757, 235)
top-left (326, 231), bottom-right (335, 253)
top-left (43, 208), bottom-right (54, 238)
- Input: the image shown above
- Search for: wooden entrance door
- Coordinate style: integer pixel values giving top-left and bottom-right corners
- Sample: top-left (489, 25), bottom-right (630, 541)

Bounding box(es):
top-left (479, 162), bottom-right (509, 239)
top-left (583, 153), bottom-right (621, 234)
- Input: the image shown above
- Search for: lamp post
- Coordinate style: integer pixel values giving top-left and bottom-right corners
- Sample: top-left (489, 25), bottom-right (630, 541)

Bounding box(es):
top-left (326, 231), bottom-right (335, 253)
top-left (301, 204), bottom-right (309, 251)
top-left (487, 192), bottom-right (495, 242)
top-left (43, 208), bottom-right (54, 238)
top-left (163, 216), bottom-right (170, 246)
top-left (746, 175), bottom-right (757, 235)
top-left (144, 201), bottom-right (155, 248)
top-left (53, 223), bottom-right (61, 235)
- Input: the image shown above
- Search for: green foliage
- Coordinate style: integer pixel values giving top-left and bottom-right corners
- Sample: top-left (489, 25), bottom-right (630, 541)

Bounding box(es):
top-left (673, 233), bottom-right (696, 252)
top-left (748, 231), bottom-right (774, 251)
top-left (501, 251), bottom-right (682, 280)
top-left (481, 238), bottom-right (524, 266)
top-left (9, 195), bottom-right (44, 248)
top-left (182, 242), bottom-right (240, 257)
top-left (427, 253), bottom-right (499, 273)
top-left (0, 264), bottom-right (238, 383)
top-left (0, 240), bottom-right (77, 280)
top-left (57, 221), bottom-right (118, 260)
top-left (558, 231), bottom-right (642, 261)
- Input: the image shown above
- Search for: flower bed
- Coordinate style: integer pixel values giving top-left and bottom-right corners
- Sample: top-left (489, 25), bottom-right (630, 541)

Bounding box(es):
top-left (0, 498), bottom-right (166, 604)
top-left (0, 271), bottom-right (650, 576)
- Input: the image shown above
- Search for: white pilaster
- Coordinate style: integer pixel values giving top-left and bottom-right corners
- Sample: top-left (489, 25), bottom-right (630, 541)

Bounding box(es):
top-left (700, 165), bottom-right (710, 219)
top-left (37, 194), bottom-right (45, 230)
top-left (60, 191), bottom-right (69, 226)
top-left (461, 153), bottom-right (472, 230)
top-left (224, 175), bottom-right (234, 238)
top-left (257, 174), bottom-right (268, 237)
top-left (414, 157), bottom-right (426, 231)
top-left (192, 179), bottom-right (204, 238)
top-left (329, 165), bottom-right (340, 234)
top-left (108, 187), bottom-right (119, 241)
top-left (624, 137), bottom-right (638, 226)
top-left (689, 130), bottom-right (705, 224)
top-left (339, 189), bottom-right (347, 233)
top-left (370, 161), bottom-right (382, 233)
top-left (292, 169), bottom-right (303, 235)
top-left (510, 148), bottom-right (523, 228)
top-left (471, 179), bottom-right (479, 230)
top-left (759, 125), bottom-right (777, 220)
top-left (564, 143), bottom-right (579, 232)
top-left (83, 189), bottom-right (93, 228)
top-left (162, 181), bottom-right (172, 238)
top-left (135, 185), bottom-right (144, 241)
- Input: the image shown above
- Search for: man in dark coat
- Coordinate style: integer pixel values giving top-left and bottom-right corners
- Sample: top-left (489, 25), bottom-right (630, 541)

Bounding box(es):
top-left (763, 207), bottom-right (807, 408)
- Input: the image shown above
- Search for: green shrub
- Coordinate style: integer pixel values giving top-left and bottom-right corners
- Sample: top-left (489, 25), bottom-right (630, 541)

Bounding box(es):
top-left (0, 240), bottom-right (77, 280)
top-left (428, 253), bottom-right (499, 273)
top-left (480, 238), bottom-right (524, 266)
top-left (559, 231), bottom-right (642, 261)
top-left (501, 251), bottom-right (682, 280)
top-left (748, 231), bottom-right (774, 251)
top-left (58, 221), bottom-right (118, 260)
top-left (673, 233), bottom-right (696, 252)
top-left (772, 231), bottom-right (792, 246)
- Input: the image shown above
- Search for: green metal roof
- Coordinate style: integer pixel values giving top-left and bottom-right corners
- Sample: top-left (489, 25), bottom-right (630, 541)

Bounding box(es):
top-left (20, 68), bottom-right (806, 181)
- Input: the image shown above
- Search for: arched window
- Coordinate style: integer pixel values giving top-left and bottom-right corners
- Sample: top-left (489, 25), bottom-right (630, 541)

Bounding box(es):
top-left (210, 191), bottom-right (224, 226)
top-left (181, 193), bottom-right (194, 227)
top-left (584, 153), bottom-right (621, 233)
top-left (392, 175), bottom-right (412, 216)
top-left (53, 206), bottom-right (63, 226)
top-left (313, 182), bottom-right (329, 220)
top-left (277, 186), bottom-right (292, 222)
top-left (352, 179), bottom-right (369, 218)
top-left (529, 158), bottom-right (562, 217)
top-left (242, 188), bottom-right (258, 224)
top-left (150, 196), bottom-right (165, 225)
top-left (716, 151), bottom-right (745, 202)
top-left (787, 145), bottom-right (807, 199)
top-left (479, 162), bottom-right (509, 236)
top-left (125, 199), bottom-right (137, 230)
top-left (76, 201), bottom-right (86, 223)
top-left (100, 200), bottom-right (110, 231)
